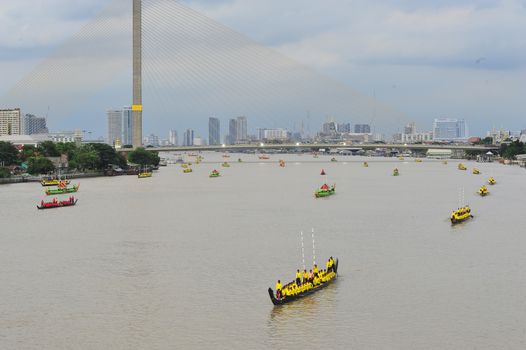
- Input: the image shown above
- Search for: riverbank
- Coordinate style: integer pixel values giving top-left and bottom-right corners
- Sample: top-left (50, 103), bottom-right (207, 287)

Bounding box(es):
top-left (0, 172), bottom-right (105, 185)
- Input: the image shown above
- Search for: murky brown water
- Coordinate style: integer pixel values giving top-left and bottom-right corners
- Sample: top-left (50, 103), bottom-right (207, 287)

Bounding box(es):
top-left (1, 154), bottom-right (525, 349)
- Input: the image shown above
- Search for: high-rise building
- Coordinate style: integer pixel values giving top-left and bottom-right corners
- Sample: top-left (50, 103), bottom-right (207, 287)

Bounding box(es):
top-left (236, 116), bottom-right (247, 142)
top-left (433, 118), bottom-right (468, 140)
top-left (337, 123), bottom-right (351, 133)
top-left (354, 124), bottom-right (371, 134)
top-left (121, 107), bottom-right (133, 146)
top-left (404, 122), bottom-right (416, 135)
top-left (257, 128), bottom-right (289, 141)
top-left (145, 133), bottom-right (160, 147)
top-left (0, 108), bottom-right (21, 136)
top-left (169, 130), bottom-right (178, 146)
top-left (228, 118), bottom-right (237, 144)
top-left (23, 114), bottom-right (48, 135)
top-left (322, 121), bottom-right (337, 134)
top-left (183, 129), bottom-right (194, 146)
top-left (107, 109), bottom-right (123, 146)
top-left (209, 117), bottom-right (220, 145)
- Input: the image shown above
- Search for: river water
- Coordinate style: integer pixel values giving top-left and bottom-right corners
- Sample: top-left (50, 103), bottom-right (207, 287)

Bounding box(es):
top-left (1, 153), bottom-right (525, 349)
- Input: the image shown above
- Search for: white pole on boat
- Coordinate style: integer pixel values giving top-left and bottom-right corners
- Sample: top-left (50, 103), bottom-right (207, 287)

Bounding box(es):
top-left (300, 231), bottom-right (305, 271)
top-left (311, 228), bottom-right (316, 266)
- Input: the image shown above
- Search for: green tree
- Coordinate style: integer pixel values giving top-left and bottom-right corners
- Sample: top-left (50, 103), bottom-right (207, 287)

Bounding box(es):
top-left (89, 143), bottom-right (123, 169)
top-left (0, 167), bottom-right (11, 178)
top-left (69, 144), bottom-right (100, 171)
top-left (0, 141), bottom-right (19, 166)
top-left (56, 142), bottom-right (77, 159)
top-left (500, 140), bottom-right (525, 159)
top-left (27, 157), bottom-right (55, 175)
top-left (37, 141), bottom-right (60, 157)
top-left (20, 145), bottom-right (37, 161)
top-left (128, 147), bottom-right (160, 166)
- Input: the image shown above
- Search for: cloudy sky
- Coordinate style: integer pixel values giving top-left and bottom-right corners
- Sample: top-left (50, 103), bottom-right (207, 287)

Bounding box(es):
top-left (1, 0), bottom-right (525, 139)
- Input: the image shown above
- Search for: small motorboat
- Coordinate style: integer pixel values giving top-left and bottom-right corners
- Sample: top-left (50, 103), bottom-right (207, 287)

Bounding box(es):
top-left (398, 156), bottom-right (404, 161)
top-left (279, 160), bottom-right (285, 167)
top-left (320, 169), bottom-right (326, 175)
top-left (472, 168), bottom-right (480, 175)
top-left (222, 162), bottom-right (230, 167)
top-left (330, 158), bottom-right (337, 162)
top-left (314, 184), bottom-right (336, 198)
top-left (37, 197), bottom-right (78, 210)
top-left (222, 153), bottom-right (230, 158)
top-left (183, 168), bottom-right (193, 173)
top-left (393, 168), bottom-right (399, 176)
top-left (478, 185), bottom-right (489, 196)
top-left (209, 170), bottom-right (220, 178)
top-left (458, 163), bottom-right (467, 170)
top-left (415, 159), bottom-right (423, 163)
top-left (238, 158), bottom-right (243, 163)
top-left (488, 177), bottom-right (496, 185)
top-left (450, 206), bottom-right (473, 224)
top-left (363, 162), bottom-right (368, 167)
top-left (45, 183), bottom-right (79, 195)
top-left (442, 160), bottom-right (448, 165)
top-left (259, 155), bottom-right (270, 160)
top-left (138, 172), bottom-right (152, 178)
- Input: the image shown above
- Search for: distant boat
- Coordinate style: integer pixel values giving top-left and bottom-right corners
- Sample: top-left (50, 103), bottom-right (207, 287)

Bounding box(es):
top-left (450, 206), bottom-right (473, 224)
top-left (393, 168), bottom-right (399, 176)
top-left (320, 169), bottom-right (326, 175)
top-left (37, 197), bottom-right (77, 210)
top-left (314, 183), bottom-right (336, 198)
top-left (259, 155), bottom-right (270, 160)
top-left (45, 184), bottom-right (79, 195)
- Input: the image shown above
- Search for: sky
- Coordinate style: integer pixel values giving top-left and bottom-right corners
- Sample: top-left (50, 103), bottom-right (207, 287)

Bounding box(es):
top-left (0, 0), bottom-right (525, 139)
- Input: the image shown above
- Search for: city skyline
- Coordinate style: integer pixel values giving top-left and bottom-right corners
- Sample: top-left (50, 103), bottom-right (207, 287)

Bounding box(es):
top-left (0, 1), bottom-right (524, 138)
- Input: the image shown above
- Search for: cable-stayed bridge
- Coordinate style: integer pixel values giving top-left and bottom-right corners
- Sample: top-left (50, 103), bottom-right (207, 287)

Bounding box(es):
top-left (1, 0), bottom-right (410, 143)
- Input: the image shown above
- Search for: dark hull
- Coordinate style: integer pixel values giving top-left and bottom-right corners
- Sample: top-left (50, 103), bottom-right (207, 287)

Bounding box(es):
top-left (37, 199), bottom-right (78, 210)
top-left (268, 259), bottom-right (338, 305)
top-left (451, 215), bottom-right (473, 225)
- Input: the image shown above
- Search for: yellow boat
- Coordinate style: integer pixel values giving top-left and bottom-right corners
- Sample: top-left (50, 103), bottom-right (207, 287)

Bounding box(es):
top-left (488, 177), bottom-right (496, 185)
top-left (458, 163), bottom-right (467, 170)
top-left (472, 168), bottom-right (480, 175)
top-left (40, 178), bottom-right (71, 187)
top-left (442, 160), bottom-right (448, 165)
top-left (181, 163), bottom-right (188, 168)
top-left (478, 185), bottom-right (488, 196)
top-left (398, 156), bottom-right (404, 160)
top-left (183, 168), bottom-right (193, 173)
top-left (450, 206), bottom-right (473, 224)
top-left (138, 172), bottom-right (152, 178)
top-left (415, 159), bottom-right (423, 163)
top-left (222, 162), bottom-right (230, 167)
top-left (393, 168), bottom-right (399, 176)
top-left (363, 162), bottom-right (368, 167)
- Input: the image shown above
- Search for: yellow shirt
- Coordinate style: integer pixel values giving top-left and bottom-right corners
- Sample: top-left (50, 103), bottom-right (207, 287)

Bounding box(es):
top-left (276, 282), bottom-right (282, 291)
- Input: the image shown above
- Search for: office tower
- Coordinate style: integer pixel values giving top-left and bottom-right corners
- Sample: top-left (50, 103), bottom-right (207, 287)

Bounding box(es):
top-left (354, 124), bottom-right (371, 133)
top-left (404, 122), bottom-right (416, 135)
top-left (236, 116), bottom-right (247, 142)
top-left (433, 118), bottom-right (468, 140)
top-left (169, 129), bottom-right (178, 146)
top-left (23, 114), bottom-right (48, 135)
top-left (0, 108), bottom-right (21, 135)
top-left (208, 117), bottom-right (220, 145)
top-left (121, 107), bottom-right (133, 146)
top-left (183, 129), bottom-right (194, 146)
top-left (337, 123), bottom-right (351, 133)
top-left (228, 118), bottom-right (237, 144)
top-left (107, 109), bottom-right (123, 146)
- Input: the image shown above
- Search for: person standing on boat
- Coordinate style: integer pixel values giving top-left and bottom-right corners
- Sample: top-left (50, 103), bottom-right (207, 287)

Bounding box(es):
top-left (295, 269), bottom-right (302, 285)
top-left (303, 269), bottom-right (308, 284)
top-left (275, 280), bottom-right (282, 299)
top-left (313, 264), bottom-right (319, 275)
